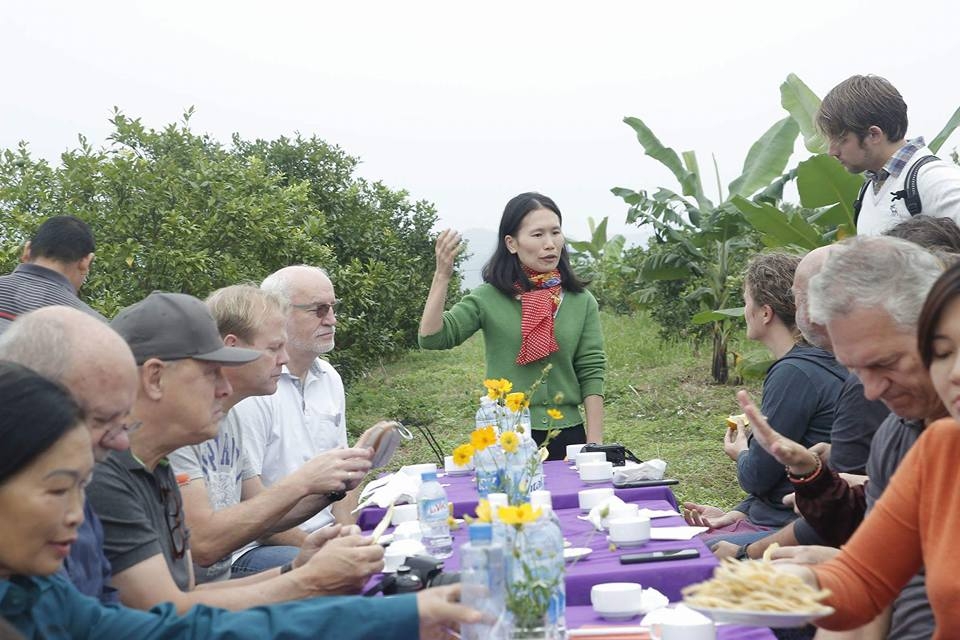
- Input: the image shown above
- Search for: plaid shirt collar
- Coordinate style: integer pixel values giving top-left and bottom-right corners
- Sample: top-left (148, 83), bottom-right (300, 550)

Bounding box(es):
top-left (866, 136), bottom-right (926, 187)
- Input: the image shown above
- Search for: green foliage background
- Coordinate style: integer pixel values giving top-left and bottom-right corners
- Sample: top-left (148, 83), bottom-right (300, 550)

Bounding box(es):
top-left (0, 109), bottom-right (461, 381)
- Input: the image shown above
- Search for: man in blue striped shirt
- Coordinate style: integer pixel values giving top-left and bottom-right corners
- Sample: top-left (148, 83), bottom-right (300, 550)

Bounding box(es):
top-left (0, 215), bottom-right (105, 332)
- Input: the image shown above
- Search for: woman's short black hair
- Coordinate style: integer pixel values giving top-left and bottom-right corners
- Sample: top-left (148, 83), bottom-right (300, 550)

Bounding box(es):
top-left (481, 192), bottom-right (587, 296)
top-left (918, 261), bottom-right (960, 369)
top-left (0, 361), bottom-right (83, 484)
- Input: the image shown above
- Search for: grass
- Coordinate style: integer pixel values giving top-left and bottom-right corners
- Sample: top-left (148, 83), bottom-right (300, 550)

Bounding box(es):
top-left (345, 311), bottom-right (761, 511)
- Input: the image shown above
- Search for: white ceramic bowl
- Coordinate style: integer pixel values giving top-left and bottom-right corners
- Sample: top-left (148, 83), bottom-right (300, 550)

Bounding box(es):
top-left (443, 454), bottom-right (473, 475)
top-left (565, 444), bottom-right (585, 464)
top-left (579, 460), bottom-right (613, 483)
top-left (608, 515), bottom-right (651, 545)
top-left (383, 539), bottom-right (426, 572)
top-left (392, 520), bottom-right (423, 541)
top-left (578, 487), bottom-right (615, 512)
top-left (576, 451), bottom-right (607, 468)
top-left (391, 503), bottom-right (419, 526)
top-left (591, 582), bottom-right (643, 618)
top-left (602, 502), bottom-right (640, 527)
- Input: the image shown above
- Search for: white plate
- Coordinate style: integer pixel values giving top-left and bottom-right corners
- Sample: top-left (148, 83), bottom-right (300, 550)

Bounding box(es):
top-left (687, 605), bottom-right (835, 628)
top-left (580, 478), bottom-right (612, 485)
top-left (444, 468), bottom-right (473, 477)
top-left (563, 547), bottom-right (592, 562)
top-left (593, 608), bottom-right (643, 621)
top-left (606, 535), bottom-right (649, 548)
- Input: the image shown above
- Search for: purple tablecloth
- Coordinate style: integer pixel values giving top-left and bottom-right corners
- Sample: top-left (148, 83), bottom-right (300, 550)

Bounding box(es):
top-left (357, 460), bottom-right (679, 529)
top-left (566, 606), bottom-right (777, 639)
top-left (431, 499), bottom-right (717, 605)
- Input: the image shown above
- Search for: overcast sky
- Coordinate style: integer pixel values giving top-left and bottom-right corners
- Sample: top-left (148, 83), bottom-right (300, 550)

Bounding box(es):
top-left (3, 0), bottom-right (959, 242)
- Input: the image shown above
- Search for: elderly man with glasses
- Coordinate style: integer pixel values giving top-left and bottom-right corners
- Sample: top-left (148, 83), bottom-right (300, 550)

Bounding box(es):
top-left (225, 266), bottom-right (379, 573)
top-left (0, 306), bottom-right (140, 603)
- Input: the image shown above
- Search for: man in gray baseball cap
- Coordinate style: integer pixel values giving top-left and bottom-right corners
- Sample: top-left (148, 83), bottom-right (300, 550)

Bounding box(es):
top-left (85, 291), bottom-right (278, 608)
top-left (111, 292), bottom-right (262, 365)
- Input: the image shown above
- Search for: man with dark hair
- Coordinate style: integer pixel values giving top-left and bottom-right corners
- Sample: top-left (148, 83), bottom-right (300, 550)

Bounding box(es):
top-left (817, 74), bottom-right (960, 236)
top-left (0, 215), bottom-right (104, 330)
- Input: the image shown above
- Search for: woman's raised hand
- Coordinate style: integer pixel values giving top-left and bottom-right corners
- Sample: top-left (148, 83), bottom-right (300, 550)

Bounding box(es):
top-left (434, 229), bottom-right (463, 277)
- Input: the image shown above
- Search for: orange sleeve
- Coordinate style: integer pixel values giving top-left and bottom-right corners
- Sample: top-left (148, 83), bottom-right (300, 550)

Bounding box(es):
top-left (811, 428), bottom-right (927, 630)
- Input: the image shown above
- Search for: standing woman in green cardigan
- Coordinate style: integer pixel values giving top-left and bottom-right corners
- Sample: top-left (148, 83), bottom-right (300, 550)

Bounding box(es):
top-left (419, 192), bottom-right (606, 460)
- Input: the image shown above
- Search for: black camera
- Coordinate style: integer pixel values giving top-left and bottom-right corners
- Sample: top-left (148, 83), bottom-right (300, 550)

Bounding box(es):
top-left (364, 554), bottom-right (460, 596)
top-left (580, 442), bottom-right (642, 467)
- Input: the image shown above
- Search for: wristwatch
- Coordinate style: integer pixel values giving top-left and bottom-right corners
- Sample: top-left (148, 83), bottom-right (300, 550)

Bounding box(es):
top-left (325, 489), bottom-right (348, 503)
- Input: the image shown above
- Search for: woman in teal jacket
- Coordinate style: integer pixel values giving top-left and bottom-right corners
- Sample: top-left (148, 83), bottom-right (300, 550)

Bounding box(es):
top-left (0, 361), bottom-right (477, 640)
top-left (419, 192), bottom-right (606, 460)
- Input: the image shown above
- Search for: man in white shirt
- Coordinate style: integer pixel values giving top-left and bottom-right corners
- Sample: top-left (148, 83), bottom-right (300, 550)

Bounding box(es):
top-left (228, 266), bottom-right (394, 575)
top-left (169, 285), bottom-right (376, 582)
top-left (817, 74), bottom-right (960, 236)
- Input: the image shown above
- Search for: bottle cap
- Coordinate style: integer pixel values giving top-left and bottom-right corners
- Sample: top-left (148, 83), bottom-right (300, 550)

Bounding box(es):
top-left (468, 522), bottom-right (493, 542)
top-left (421, 471), bottom-right (437, 482)
top-left (486, 493), bottom-right (508, 522)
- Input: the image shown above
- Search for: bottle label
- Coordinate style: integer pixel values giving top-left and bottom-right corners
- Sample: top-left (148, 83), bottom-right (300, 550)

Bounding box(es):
top-left (419, 496), bottom-right (449, 521)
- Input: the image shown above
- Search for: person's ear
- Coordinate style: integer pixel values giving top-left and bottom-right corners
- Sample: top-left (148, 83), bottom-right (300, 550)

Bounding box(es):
top-left (761, 304), bottom-right (774, 325)
top-left (78, 253), bottom-right (94, 276)
top-left (140, 358), bottom-right (166, 400)
top-left (505, 235), bottom-right (518, 255)
top-left (864, 125), bottom-right (884, 144)
top-left (20, 241), bottom-right (32, 263)
top-left (223, 334), bottom-right (239, 347)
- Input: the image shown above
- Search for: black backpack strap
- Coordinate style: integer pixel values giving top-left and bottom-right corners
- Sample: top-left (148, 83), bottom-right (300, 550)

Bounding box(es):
top-left (853, 180), bottom-right (870, 225)
top-left (891, 155), bottom-right (940, 216)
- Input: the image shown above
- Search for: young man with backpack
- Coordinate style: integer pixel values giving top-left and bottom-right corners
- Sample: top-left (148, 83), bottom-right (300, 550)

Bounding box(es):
top-left (817, 74), bottom-right (960, 236)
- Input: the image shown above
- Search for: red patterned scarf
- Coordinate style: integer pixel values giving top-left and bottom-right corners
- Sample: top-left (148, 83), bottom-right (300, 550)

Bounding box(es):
top-left (515, 266), bottom-right (562, 365)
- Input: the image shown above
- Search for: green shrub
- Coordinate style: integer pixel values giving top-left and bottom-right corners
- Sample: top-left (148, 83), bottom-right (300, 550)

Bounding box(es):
top-left (0, 109), bottom-right (457, 382)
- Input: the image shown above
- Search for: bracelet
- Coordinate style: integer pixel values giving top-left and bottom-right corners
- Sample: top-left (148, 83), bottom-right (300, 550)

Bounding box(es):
top-left (280, 561), bottom-right (294, 574)
top-left (734, 543), bottom-right (751, 560)
top-left (786, 454), bottom-right (823, 484)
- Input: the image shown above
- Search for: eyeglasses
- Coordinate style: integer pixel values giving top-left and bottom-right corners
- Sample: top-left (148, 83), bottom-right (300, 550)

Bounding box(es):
top-left (101, 419), bottom-right (143, 443)
top-left (160, 483), bottom-right (188, 560)
top-left (292, 301), bottom-right (340, 318)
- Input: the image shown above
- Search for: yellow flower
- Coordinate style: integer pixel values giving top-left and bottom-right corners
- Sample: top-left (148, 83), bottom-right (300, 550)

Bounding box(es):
top-left (500, 431), bottom-right (519, 454)
top-left (547, 408), bottom-right (564, 421)
top-left (497, 503), bottom-right (543, 526)
top-left (505, 392), bottom-right (527, 413)
top-left (470, 425), bottom-right (497, 451)
top-left (475, 499), bottom-right (492, 523)
top-left (453, 443), bottom-right (475, 466)
top-left (484, 378), bottom-right (513, 400)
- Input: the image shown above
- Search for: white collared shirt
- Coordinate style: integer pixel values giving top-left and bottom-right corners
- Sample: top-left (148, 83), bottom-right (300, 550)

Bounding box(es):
top-left (229, 358), bottom-right (348, 533)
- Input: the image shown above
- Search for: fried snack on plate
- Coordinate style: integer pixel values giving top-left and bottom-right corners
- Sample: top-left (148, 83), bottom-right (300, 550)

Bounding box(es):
top-left (682, 544), bottom-right (831, 614)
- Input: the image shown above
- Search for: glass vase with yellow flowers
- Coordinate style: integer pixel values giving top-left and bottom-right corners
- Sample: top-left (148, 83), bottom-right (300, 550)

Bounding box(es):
top-left (452, 365), bottom-right (561, 505)
top-left (466, 500), bottom-right (564, 639)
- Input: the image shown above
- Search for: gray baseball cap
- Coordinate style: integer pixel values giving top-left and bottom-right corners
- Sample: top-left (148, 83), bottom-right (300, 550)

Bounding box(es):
top-left (111, 292), bottom-right (261, 366)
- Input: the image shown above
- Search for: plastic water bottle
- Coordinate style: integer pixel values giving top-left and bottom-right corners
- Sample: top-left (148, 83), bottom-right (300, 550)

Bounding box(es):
top-left (417, 471), bottom-right (453, 559)
top-left (460, 523), bottom-right (506, 640)
top-left (476, 396), bottom-right (500, 433)
top-left (526, 504), bottom-right (566, 638)
top-left (486, 492), bottom-right (509, 547)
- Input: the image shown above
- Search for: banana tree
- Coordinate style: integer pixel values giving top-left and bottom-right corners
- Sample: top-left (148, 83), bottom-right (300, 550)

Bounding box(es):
top-left (613, 113), bottom-right (798, 383)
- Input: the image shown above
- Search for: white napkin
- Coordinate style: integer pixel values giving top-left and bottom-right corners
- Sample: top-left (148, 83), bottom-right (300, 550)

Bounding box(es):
top-left (577, 496), bottom-right (627, 530)
top-left (612, 458), bottom-right (667, 483)
top-left (354, 471), bottom-right (420, 513)
top-left (638, 587), bottom-right (670, 614)
top-left (641, 604), bottom-right (713, 625)
top-left (649, 526), bottom-right (707, 540)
